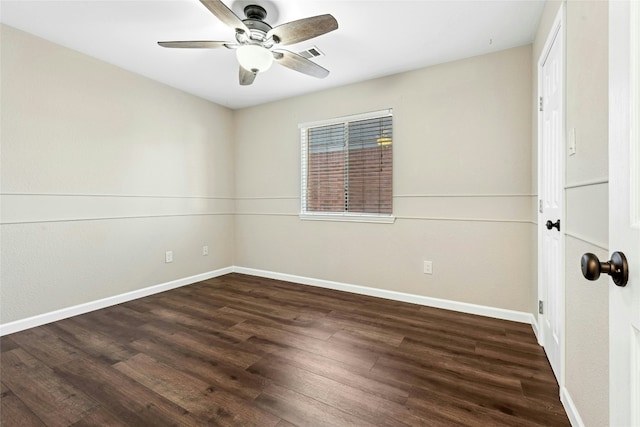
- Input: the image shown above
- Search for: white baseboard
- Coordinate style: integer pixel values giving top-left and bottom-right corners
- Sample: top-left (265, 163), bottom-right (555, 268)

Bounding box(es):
top-left (531, 314), bottom-right (541, 344)
top-left (561, 386), bottom-right (585, 427)
top-left (0, 267), bottom-right (233, 336)
top-left (233, 266), bottom-right (534, 324)
top-left (1, 265), bottom-right (535, 336)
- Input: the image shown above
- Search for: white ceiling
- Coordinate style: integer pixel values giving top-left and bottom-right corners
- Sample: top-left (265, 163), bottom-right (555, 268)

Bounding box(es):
top-left (0, 0), bottom-right (544, 109)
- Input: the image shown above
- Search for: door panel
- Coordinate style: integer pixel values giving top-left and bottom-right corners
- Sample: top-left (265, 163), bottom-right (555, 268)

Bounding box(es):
top-left (539, 12), bottom-right (564, 382)
top-left (609, 1), bottom-right (640, 425)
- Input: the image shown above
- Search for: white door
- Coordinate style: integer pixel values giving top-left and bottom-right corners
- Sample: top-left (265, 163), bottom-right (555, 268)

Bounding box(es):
top-left (538, 7), bottom-right (564, 383)
top-left (609, 1), bottom-right (640, 425)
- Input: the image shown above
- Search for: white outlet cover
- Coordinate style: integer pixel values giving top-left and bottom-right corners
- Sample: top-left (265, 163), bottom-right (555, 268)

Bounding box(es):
top-left (424, 260), bottom-right (433, 274)
top-left (165, 251), bottom-right (173, 263)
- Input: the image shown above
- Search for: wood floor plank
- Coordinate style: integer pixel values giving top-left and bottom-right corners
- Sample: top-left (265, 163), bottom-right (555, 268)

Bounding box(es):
top-left (248, 356), bottom-right (419, 427)
top-left (218, 305), bottom-right (337, 341)
top-left (54, 356), bottom-right (202, 426)
top-left (139, 324), bottom-right (262, 369)
top-left (475, 340), bottom-right (552, 369)
top-left (114, 353), bottom-right (230, 420)
top-left (400, 334), bottom-right (556, 384)
top-left (1, 349), bottom-right (98, 426)
top-left (67, 406), bottom-right (131, 427)
top-left (0, 273), bottom-right (570, 426)
top-left (129, 337), bottom-right (268, 400)
top-left (0, 382), bottom-right (46, 427)
top-left (330, 306), bottom-right (505, 346)
top-left (372, 356), bottom-right (570, 426)
top-left (146, 306), bottom-right (240, 336)
top-left (228, 319), bottom-right (380, 369)
top-left (396, 336), bottom-right (530, 392)
top-left (114, 353), bottom-right (280, 426)
top-left (254, 383), bottom-right (377, 427)
top-left (150, 293), bottom-right (241, 327)
top-left (273, 346), bottom-right (410, 404)
top-left (0, 336), bottom-right (21, 353)
top-left (141, 313), bottom-right (248, 349)
top-left (46, 320), bottom-right (136, 365)
top-left (318, 315), bottom-right (406, 347)
top-left (66, 310), bottom-right (147, 345)
top-left (8, 325), bottom-right (83, 368)
top-left (405, 392), bottom-right (546, 427)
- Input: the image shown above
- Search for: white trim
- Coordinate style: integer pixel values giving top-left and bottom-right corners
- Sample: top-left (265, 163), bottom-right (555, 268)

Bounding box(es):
top-left (0, 267), bottom-right (232, 336)
top-left (395, 215), bottom-right (531, 224)
top-left (1, 212), bottom-right (234, 226)
top-left (538, 4), bottom-right (563, 68)
top-left (237, 212), bottom-right (533, 224)
top-left (299, 213), bottom-right (396, 224)
top-left (299, 108), bottom-right (393, 129)
top-left (564, 178), bottom-right (609, 190)
top-left (561, 386), bottom-right (586, 427)
top-left (234, 266), bottom-right (533, 324)
top-left (564, 231), bottom-right (608, 252)
top-left (236, 212), bottom-right (298, 217)
top-left (531, 314), bottom-right (541, 344)
top-left (235, 196), bottom-right (299, 200)
top-left (0, 192), bottom-right (233, 200)
top-left (394, 194), bottom-right (536, 198)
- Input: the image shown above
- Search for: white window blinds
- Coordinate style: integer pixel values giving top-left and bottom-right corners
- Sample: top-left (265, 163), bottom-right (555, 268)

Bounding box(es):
top-left (300, 109), bottom-right (393, 218)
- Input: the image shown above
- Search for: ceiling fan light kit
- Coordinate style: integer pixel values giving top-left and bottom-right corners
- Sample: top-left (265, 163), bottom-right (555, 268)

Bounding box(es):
top-left (236, 44), bottom-right (273, 72)
top-left (158, 0), bottom-right (338, 86)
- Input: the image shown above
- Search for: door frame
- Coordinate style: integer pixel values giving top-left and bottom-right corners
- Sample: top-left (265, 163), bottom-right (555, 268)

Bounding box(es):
top-left (537, 2), bottom-right (566, 388)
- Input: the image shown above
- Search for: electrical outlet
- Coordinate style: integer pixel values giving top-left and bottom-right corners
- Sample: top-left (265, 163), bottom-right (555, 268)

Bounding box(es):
top-left (165, 251), bottom-right (173, 263)
top-left (202, 246), bottom-right (209, 256)
top-left (423, 260), bottom-right (433, 275)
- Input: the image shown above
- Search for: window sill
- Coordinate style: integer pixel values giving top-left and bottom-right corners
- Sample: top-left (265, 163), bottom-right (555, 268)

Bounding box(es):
top-left (299, 213), bottom-right (396, 224)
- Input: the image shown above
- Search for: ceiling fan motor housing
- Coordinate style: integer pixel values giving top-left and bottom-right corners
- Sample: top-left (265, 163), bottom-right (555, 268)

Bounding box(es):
top-left (240, 5), bottom-right (274, 45)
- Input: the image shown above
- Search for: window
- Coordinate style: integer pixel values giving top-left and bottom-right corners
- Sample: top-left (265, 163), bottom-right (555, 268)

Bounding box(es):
top-left (300, 109), bottom-right (394, 222)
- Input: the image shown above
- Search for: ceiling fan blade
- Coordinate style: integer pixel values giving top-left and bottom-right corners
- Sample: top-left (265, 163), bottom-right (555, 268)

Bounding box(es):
top-left (239, 66), bottom-right (257, 86)
top-left (199, 0), bottom-right (249, 34)
top-left (267, 14), bottom-right (338, 46)
top-left (273, 50), bottom-right (330, 79)
top-left (157, 41), bottom-right (233, 49)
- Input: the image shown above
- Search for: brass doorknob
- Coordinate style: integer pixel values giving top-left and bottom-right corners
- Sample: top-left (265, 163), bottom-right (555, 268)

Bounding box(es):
top-left (581, 252), bottom-right (628, 287)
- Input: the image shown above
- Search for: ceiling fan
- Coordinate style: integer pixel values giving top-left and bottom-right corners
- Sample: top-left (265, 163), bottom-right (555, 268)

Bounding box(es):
top-left (158, 0), bottom-right (338, 86)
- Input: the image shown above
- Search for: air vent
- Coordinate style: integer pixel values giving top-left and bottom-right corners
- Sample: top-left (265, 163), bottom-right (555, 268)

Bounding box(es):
top-left (298, 46), bottom-right (325, 59)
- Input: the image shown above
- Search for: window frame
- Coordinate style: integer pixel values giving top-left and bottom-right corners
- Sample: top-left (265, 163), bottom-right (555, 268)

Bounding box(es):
top-left (299, 109), bottom-right (395, 224)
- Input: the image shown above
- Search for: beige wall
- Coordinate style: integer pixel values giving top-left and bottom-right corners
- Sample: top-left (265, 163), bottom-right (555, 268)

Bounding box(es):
top-left (532, 1), bottom-right (610, 425)
top-left (234, 45), bottom-right (534, 312)
top-left (0, 25), bottom-right (235, 323)
top-left (565, 0), bottom-right (609, 425)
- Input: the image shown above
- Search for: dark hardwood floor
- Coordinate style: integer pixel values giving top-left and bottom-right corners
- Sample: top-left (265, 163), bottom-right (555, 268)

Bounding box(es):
top-left (1, 273), bottom-right (570, 426)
